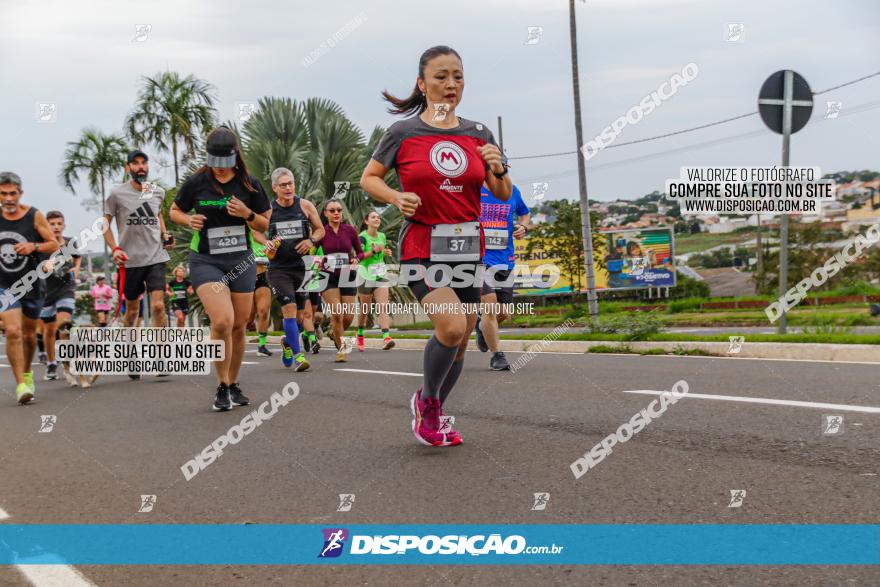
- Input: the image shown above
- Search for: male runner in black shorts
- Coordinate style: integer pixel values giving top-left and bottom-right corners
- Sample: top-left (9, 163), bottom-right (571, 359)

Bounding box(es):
top-left (262, 167), bottom-right (324, 371)
top-left (103, 150), bottom-right (174, 379)
top-left (0, 172), bottom-right (59, 403)
top-left (476, 183), bottom-right (530, 370)
top-left (39, 210), bottom-right (81, 382)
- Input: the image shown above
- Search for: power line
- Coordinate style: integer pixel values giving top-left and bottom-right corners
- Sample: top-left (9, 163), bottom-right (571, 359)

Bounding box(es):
top-left (813, 70), bottom-right (880, 96)
top-left (516, 98), bottom-right (880, 183)
top-left (508, 70), bottom-right (880, 161)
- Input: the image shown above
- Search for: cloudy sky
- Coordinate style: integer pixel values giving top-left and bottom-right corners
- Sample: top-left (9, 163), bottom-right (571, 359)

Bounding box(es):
top-left (2, 0), bottom-right (878, 251)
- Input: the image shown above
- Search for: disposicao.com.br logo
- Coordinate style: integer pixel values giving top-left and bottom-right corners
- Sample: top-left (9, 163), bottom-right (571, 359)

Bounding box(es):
top-left (318, 528), bottom-right (563, 558)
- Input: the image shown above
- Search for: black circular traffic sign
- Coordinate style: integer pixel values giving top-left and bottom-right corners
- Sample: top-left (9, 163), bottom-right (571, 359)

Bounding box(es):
top-left (758, 70), bottom-right (813, 134)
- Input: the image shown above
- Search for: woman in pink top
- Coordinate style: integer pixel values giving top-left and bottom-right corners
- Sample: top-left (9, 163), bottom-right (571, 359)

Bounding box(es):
top-left (90, 276), bottom-right (114, 327)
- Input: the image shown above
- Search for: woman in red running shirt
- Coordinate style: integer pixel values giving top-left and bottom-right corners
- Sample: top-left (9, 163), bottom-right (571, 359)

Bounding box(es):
top-left (361, 45), bottom-right (512, 447)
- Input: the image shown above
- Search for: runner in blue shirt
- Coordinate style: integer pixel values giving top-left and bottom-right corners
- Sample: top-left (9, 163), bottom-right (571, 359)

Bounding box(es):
top-left (475, 183), bottom-right (530, 370)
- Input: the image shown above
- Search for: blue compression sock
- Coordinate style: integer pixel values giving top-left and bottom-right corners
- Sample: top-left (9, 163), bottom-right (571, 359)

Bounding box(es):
top-left (283, 318), bottom-right (301, 354)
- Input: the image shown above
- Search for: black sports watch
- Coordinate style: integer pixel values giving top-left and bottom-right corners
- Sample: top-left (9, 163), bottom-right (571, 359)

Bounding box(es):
top-left (492, 165), bottom-right (509, 179)
top-left (246, 211), bottom-right (256, 222)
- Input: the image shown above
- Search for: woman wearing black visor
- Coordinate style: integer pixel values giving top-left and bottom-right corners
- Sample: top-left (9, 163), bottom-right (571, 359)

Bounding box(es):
top-left (170, 127), bottom-right (271, 411)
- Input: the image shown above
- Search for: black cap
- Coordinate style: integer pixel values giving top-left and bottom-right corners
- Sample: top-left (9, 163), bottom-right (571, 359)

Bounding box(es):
top-left (205, 127), bottom-right (238, 168)
top-left (127, 150), bottom-right (149, 163)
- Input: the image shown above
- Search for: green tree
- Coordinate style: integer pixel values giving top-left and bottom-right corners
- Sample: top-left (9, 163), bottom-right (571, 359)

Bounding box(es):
top-left (60, 128), bottom-right (128, 261)
top-left (125, 71), bottom-right (217, 184)
top-left (526, 200), bottom-right (603, 305)
top-left (757, 223), bottom-right (876, 295)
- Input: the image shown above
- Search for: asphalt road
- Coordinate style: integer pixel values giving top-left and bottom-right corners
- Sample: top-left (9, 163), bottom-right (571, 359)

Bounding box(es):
top-left (404, 325), bottom-right (880, 336)
top-left (0, 339), bottom-right (878, 586)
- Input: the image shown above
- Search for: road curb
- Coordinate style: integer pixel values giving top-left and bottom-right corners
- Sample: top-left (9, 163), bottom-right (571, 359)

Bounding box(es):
top-left (252, 335), bottom-right (877, 363)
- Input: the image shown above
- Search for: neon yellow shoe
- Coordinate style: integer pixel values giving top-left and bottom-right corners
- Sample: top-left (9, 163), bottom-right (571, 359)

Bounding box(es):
top-left (23, 371), bottom-right (35, 392)
top-left (16, 383), bottom-right (33, 404)
top-left (294, 353), bottom-right (310, 372)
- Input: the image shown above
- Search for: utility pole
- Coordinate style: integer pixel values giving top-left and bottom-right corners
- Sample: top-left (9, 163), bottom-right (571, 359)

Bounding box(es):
top-left (568, 0), bottom-right (599, 321)
top-left (497, 116), bottom-right (504, 154)
top-left (755, 213), bottom-right (763, 287)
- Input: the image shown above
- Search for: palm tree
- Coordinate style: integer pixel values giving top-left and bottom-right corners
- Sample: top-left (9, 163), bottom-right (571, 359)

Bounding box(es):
top-left (242, 97), bottom-right (400, 229)
top-left (241, 97), bottom-right (410, 303)
top-left (60, 127), bottom-right (129, 263)
top-left (125, 71), bottom-right (216, 184)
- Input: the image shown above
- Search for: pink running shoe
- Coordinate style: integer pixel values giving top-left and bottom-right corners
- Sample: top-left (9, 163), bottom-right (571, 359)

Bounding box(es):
top-left (410, 389), bottom-right (461, 446)
top-left (356, 334), bottom-right (365, 352)
top-left (438, 415), bottom-right (462, 445)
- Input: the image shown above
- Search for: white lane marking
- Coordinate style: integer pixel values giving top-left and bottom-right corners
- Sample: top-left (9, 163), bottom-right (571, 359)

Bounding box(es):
top-left (16, 565), bottom-right (96, 587)
top-left (1, 506), bottom-right (95, 586)
top-left (623, 389), bottom-right (880, 414)
top-left (394, 347), bottom-right (587, 356)
top-left (334, 368), bottom-right (421, 377)
top-left (648, 354), bottom-right (878, 366)
top-left (241, 361), bottom-right (260, 365)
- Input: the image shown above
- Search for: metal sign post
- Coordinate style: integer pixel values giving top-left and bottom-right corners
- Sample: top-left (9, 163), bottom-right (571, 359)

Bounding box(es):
top-left (757, 70), bottom-right (813, 334)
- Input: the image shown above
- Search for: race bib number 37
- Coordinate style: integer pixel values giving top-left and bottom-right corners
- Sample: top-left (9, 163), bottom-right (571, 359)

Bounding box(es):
top-left (430, 222), bottom-right (480, 262)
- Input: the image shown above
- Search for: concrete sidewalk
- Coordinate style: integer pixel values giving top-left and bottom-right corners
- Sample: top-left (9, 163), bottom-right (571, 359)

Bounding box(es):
top-left (252, 335), bottom-right (878, 363)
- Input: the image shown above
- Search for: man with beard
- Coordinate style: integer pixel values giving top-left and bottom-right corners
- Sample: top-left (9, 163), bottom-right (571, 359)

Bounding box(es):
top-left (103, 150), bottom-right (174, 379)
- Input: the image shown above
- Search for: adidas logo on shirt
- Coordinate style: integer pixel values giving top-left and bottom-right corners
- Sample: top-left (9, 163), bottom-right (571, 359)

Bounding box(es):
top-left (126, 201), bottom-right (159, 226)
top-left (439, 179), bottom-right (464, 193)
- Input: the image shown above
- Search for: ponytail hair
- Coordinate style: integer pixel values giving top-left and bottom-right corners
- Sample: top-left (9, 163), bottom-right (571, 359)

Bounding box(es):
top-left (360, 209), bottom-right (380, 232)
top-left (382, 45), bottom-right (462, 117)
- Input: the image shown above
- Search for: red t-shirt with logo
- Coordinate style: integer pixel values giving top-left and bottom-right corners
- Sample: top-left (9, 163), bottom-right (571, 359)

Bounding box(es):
top-left (371, 116), bottom-right (502, 261)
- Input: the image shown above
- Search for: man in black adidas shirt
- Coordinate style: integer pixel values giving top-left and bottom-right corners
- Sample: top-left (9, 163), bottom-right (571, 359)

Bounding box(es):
top-left (103, 150), bottom-right (173, 329)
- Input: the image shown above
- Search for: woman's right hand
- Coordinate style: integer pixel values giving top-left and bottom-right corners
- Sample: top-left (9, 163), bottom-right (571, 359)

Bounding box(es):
top-left (394, 192), bottom-right (421, 217)
top-left (189, 214), bottom-right (206, 230)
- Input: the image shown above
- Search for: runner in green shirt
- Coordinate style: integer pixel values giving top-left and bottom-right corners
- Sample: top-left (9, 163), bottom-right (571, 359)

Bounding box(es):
top-left (356, 210), bottom-right (394, 351)
top-left (249, 233), bottom-right (272, 356)
top-left (299, 244), bottom-right (325, 354)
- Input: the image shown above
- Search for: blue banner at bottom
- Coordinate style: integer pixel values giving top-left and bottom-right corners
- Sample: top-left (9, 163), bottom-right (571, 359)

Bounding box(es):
top-left (0, 525), bottom-right (876, 565)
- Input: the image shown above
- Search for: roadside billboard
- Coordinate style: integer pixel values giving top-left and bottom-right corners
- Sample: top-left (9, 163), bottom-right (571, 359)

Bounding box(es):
top-left (513, 226), bottom-right (675, 295)
top-left (601, 227), bottom-right (676, 290)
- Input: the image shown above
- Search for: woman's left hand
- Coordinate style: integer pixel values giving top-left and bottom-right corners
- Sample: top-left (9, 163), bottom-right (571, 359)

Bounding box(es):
top-left (226, 196), bottom-right (250, 219)
top-left (478, 144), bottom-right (505, 174)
